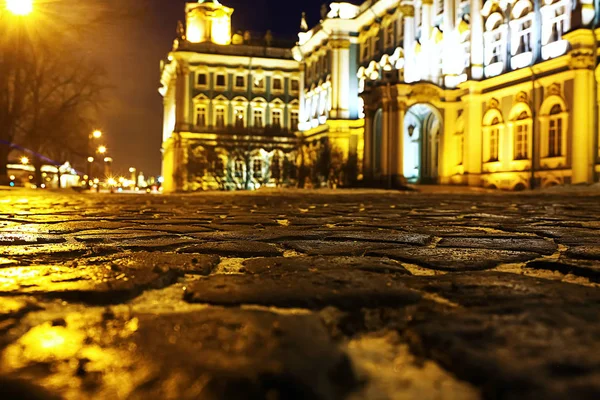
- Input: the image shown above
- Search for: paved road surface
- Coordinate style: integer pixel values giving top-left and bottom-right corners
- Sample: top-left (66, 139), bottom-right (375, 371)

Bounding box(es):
top-left (0, 189), bottom-right (599, 399)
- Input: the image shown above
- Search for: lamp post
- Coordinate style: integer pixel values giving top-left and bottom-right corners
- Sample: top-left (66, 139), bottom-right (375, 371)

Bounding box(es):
top-left (86, 130), bottom-right (102, 189)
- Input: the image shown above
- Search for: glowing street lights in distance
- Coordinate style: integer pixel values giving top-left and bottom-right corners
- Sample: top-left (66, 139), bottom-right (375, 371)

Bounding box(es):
top-left (92, 130), bottom-right (102, 139)
top-left (6, 0), bottom-right (33, 16)
top-left (20, 156), bottom-right (29, 165)
top-left (97, 146), bottom-right (107, 154)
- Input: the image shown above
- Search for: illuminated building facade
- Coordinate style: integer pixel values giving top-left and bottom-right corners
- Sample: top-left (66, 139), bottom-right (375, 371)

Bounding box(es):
top-left (162, 0), bottom-right (600, 191)
top-left (160, 0), bottom-right (301, 192)
top-left (344, 0), bottom-right (600, 189)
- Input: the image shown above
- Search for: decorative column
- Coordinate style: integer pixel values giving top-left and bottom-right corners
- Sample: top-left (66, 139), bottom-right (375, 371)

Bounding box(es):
top-left (381, 97), bottom-right (392, 184)
top-left (401, 3), bottom-right (415, 82)
top-left (470, 0), bottom-right (484, 80)
top-left (391, 99), bottom-right (407, 187)
top-left (462, 82), bottom-right (483, 186)
top-left (565, 30), bottom-right (595, 184)
top-left (175, 62), bottom-right (190, 131)
top-left (421, 0), bottom-right (433, 82)
top-left (363, 102), bottom-right (375, 181)
top-left (330, 39), bottom-right (351, 119)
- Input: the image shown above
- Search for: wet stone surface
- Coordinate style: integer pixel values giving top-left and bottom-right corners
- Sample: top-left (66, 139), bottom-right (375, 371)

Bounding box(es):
top-left (1, 189), bottom-right (600, 399)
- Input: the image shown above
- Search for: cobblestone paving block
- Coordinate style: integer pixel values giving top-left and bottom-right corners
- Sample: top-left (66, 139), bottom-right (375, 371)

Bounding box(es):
top-left (401, 273), bottom-right (600, 399)
top-left (184, 270), bottom-right (421, 310)
top-left (178, 241), bottom-right (283, 257)
top-left (243, 256), bottom-right (411, 275)
top-left (192, 228), bottom-right (327, 243)
top-left (565, 246), bottom-right (600, 261)
top-left (0, 233), bottom-right (66, 245)
top-left (368, 247), bottom-right (540, 271)
top-left (526, 259), bottom-right (600, 282)
top-left (504, 226), bottom-right (600, 246)
top-left (324, 230), bottom-right (432, 245)
top-left (0, 308), bottom-right (356, 400)
top-left (437, 237), bottom-right (557, 255)
top-left (281, 240), bottom-right (399, 256)
top-left (0, 255), bottom-right (187, 305)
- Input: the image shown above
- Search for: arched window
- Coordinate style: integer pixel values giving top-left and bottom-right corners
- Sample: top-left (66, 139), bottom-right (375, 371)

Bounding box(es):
top-left (510, 1), bottom-right (534, 69)
top-left (541, 0), bottom-right (571, 59)
top-left (548, 104), bottom-right (564, 157)
top-left (484, 12), bottom-right (506, 65)
top-left (483, 108), bottom-right (504, 163)
top-left (539, 95), bottom-right (569, 161)
top-left (489, 118), bottom-right (500, 162)
top-left (514, 111), bottom-right (530, 160)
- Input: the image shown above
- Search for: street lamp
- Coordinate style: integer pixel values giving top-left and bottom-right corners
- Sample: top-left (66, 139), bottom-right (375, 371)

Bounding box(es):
top-left (92, 130), bottom-right (102, 139)
top-left (20, 156), bottom-right (29, 165)
top-left (6, 0), bottom-right (33, 16)
top-left (97, 145), bottom-right (107, 154)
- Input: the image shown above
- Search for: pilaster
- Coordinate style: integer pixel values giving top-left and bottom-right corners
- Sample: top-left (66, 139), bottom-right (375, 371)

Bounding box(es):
top-left (564, 29), bottom-right (595, 184)
top-left (401, 3), bottom-right (415, 82)
top-left (330, 39), bottom-right (351, 119)
top-left (462, 83), bottom-right (483, 186)
top-left (470, 0), bottom-right (484, 80)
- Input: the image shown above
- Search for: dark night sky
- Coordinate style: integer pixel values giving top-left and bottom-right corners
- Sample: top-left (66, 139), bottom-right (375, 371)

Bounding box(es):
top-left (97, 0), bottom-right (354, 177)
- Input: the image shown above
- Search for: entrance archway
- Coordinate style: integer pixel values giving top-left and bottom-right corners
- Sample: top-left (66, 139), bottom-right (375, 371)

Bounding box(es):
top-left (404, 104), bottom-right (442, 183)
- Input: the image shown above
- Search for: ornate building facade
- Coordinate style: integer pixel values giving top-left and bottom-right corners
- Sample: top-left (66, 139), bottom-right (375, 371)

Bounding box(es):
top-left (349, 0), bottom-right (600, 189)
top-left (160, 0), bottom-right (301, 192)
top-left (162, 0), bottom-right (600, 191)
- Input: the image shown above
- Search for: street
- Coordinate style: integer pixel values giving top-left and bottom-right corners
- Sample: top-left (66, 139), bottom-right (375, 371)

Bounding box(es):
top-left (0, 188), bottom-right (600, 399)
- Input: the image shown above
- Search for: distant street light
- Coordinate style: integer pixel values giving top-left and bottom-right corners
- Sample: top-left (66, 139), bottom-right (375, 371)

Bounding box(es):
top-left (87, 157), bottom-right (94, 163)
top-left (20, 156), bottom-right (29, 165)
top-left (6, 0), bottom-right (33, 16)
top-left (92, 130), bottom-right (102, 139)
top-left (97, 145), bottom-right (107, 154)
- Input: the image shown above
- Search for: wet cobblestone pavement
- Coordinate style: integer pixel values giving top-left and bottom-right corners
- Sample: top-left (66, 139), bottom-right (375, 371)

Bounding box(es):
top-left (1, 188), bottom-right (600, 400)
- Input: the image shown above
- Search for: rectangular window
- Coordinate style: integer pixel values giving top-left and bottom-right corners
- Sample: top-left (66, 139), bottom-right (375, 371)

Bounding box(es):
top-left (291, 79), bottom-right (299, 92)
top-left (272, 110), bottom-right (282, 128)
top-left (235, 159), bottom-right (244, 177)
top-left (216, 74), bottom-right (226, 88)
top-left (273, 78), bottom-right (283, 91)
top-left (384, 24), bottom-right (394, 48)
top-left (195, 106), bottom-right (207, 128)
top-left (253, 77), bottom-right (265, 90)
top-left (489, 128), bottom-right (499, 161)
top-left (291, 111), bottom-right (299, 131)
top-left (515, 124), bottom-right (529, 160)
top-left (549, 118), bottom-right (563, 157)
top-left (235, 76), bottom-right (245, 89)
top-left (234, 109), bottom-right (245, 128)
top-left (362, 42), bottom-right (369, 61)
top-left (253, 109), bottom-right (264, 128)
top-left (197, 73), bottom-right (207, 86)
top-left (215, 108), bottom-right (225, 128)
top-left (253, 159), bottom-right (262, 174)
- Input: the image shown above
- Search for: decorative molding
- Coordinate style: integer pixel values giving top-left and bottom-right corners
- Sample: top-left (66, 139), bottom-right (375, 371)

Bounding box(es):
top-left (399, 5), bottom-right (414, 17)
top-left (488, 98), bottom-right (500, 110)
top-left (515, 91), bottom-right (528, 103)
top-left (546, 83), bottom-right (562, 98)
top-left (569, 48), bottom-right (595, 70)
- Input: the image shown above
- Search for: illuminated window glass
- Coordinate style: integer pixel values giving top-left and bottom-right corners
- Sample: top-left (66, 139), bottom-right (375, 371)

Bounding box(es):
top-left (195, 106), bottom-right (207, 127)
top-left (273, 78), bottom-right (283, 91)
top-left (235, 76), bottom-right (245, 89)
top-left (291, 111), bottom-right (299, 130)
top-left (215, 107), bottom-right (225, 128)
top-left (514, 111), bottom-right (529, 160)
top-left (548, 104), bottom-right (563, 157)
top-left (291, 79), bottom-right (300, 91)
top-left (489, 117), bottom-right (500, 162)
top-left (253, 109), bottom-right (264, 128)
top-left (216, 74), bottom-right (226, 88)
top-left (197, 73), bottom-right (207, 86)
top-left (272, 110), bottom-right (282, 127)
